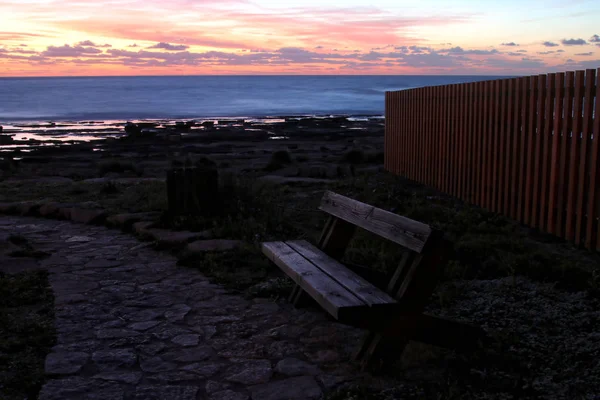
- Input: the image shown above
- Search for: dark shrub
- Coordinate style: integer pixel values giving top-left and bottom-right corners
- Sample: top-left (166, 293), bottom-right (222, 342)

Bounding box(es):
top-left (265, 150), bottom-right (293, 171)
top-left (342, 149), bottom-right (365, 164)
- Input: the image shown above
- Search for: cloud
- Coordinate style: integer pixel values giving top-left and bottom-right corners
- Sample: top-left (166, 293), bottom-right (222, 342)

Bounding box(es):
top-left (537, 51), bottom-right (555, 55)
top-left (517, 50), bottom-right (527, 53)
top-left (575, 52), bottom-right (593, 56)
top-left (147, 42), bottom-right (190, 51)
top-left (543, 41), bottom-right (559, 47)
top-left (501, 42), bottom-right (519, 46)
top-left (77, 40), bottom-right (112, 48)
top-left (561, 38), bottom-right (587, 46)
top-left (589, 34), bottom-right (600, 43)
top-left (41, 44), bottom-right (103, 57)
top-left (441, 46), bottom-right (500, 55)
top-left (0, 31), bottom-right (52, 41)
top-left (557, 49), bottom-right (565, 53)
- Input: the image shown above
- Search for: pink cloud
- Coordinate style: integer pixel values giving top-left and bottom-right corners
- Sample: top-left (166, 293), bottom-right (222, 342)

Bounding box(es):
top-left (42, 44), bottom-right (103, 57)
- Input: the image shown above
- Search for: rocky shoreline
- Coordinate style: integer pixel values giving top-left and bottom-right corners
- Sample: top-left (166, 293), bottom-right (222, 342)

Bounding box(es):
top-left (0, 116), bottom-right (385, 183)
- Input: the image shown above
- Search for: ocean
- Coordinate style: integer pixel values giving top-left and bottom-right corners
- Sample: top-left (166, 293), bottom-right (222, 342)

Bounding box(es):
top-left (0, 75), bottom-right (506, 123)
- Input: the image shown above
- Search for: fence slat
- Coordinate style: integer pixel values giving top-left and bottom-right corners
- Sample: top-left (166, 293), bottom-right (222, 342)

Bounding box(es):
top-left (466, 83), bottom-right (474, 202)
top-left (395, 91), bottom-right (401, 175)
top-left (548, 73), bottom-right (564, 233)
top-left (566, 70), bottom-right (585, 241)
top-left (473, 82), bottom-right (482, 205)
top-left (435, 85), bottom-right (442, 189)
top-left (524, 77), bottom-right (538, 224)
top-left (587, 68), bottom-right (600, 251)
top-left (503, 79), bottom-right (513, 215)
top-left (509, 78), bottom-right (521, 219)
top-left (586, 68), bottom-right (600, 251)
top-left (540, 73), bottom-right (556, 231)
top-left (517, 77), bottom-right (530, 221)
top-left (532, 75), bottom-right (547, 228)
top-left (556, 72), bottom-right (575, 237)
top-left (575, 69), bottom-right (597, 246)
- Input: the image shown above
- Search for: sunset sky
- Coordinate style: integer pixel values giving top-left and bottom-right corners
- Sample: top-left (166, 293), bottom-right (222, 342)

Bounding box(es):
top-left (1, 0), bottom-right (599, 76)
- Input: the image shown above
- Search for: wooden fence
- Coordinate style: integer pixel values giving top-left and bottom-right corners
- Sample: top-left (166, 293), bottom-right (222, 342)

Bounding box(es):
top-left (384, 68), bottom-right (600, 251)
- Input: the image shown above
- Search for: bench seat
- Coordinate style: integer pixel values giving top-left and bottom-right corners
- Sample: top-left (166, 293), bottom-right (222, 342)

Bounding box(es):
top-left (262, 240), bottom-right (398, 327)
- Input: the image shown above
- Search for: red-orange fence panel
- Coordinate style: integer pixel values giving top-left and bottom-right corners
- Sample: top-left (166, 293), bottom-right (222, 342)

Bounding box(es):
top-left (385, 68), bottom-right (599, 252)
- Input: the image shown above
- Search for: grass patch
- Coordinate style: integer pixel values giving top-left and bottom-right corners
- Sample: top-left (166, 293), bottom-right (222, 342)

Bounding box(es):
top-left (7, 235), bottom-right (50, 259)
top-left (97, 159), bottom-right (137, 175)
top-left (0, 270), bottom-right (55, 400)
top-left (178, 246), bottom-right (282, 294)
top-left (0, 180), bottom-right (167, 215)
top-left (341, 149), bottom-right (365, 164)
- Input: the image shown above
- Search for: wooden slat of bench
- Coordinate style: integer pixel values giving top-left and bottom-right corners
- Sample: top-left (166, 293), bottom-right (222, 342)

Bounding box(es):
top-left (319, 191), bottom-right (432, 253)
top-left (262, 241), bottom-right (367, 320)
top-left (285, 240), bottom-right (396, 307)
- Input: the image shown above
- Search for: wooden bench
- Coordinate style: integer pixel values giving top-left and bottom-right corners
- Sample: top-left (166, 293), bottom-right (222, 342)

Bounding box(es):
top-left (262, 191), bottom-right (486, 369)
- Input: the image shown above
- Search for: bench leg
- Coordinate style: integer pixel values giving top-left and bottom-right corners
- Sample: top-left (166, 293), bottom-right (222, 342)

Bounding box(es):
top-left (354, 332), bottom-right (410, 372)
top-left (289, 285), bottom-right (315, 308)
top-left (354, 313), bottom-right (488, 371)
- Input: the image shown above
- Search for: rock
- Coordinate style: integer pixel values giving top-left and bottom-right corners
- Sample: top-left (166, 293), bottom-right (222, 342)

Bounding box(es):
top-left (171, 334), bottom-right (200, 347)
top-left (129, 321), bottom-right (161, 331)
top-left (249, 376), bottom-right (322, 400)
top-left (133, 221), bottom-right (155, 237)
top-left (124, 309), bottom-right (164, 322)
top-left (66, 236), bottom-right (95, 243)
top-left (38, 377), bottom-right (124, 400)
top-left (17, 201), bottom-right (41, 215)
top-left (45, 352), bottom-right (89, 375)
top-left (147, 229), bottom-right (207, 249)
top-left (38, 202), bottom-right (61, 217)
top-left (106, 212), bottom-right (159, 231)
top-left (317, 374), bottom-right (354, 391)
top-left (163, 346), bottom-right (214, 362)
top-left (134, 385), bottom-right (199, 400)
top-left (304, 349), bottom-right (339, 363)
top-left (85, 259), bottom-right (122, 269)
top-left (125, 122), bottom-right (142, 135)
top-left (209, 390), bottom-right (250, 400)
top-left (92, 349), bottom-right (137, 368)
top-left (206, 381), bottom-right (231, 394)
top-left (139, 356), bottom-right (177, 373)
top-left (184, 239), bottom-right (243, 254)
top-left (70, 208), bottom-right (107, 224)
top-left (146, 371), bottom-right (202, 383)
top-left (0, 202), bottom-right (17, 214)
top-left (180, 361), bottom-right (224, 377)
top-left (165, 304), bottom-right (191, 322)
top-left (225, 360), bottom-right (272, 385)
top-left (137, 342), bottom-right (166, 356)
top-left (256, 176), bottom-right (331, 186)
top-left (94, 371), bottom-right (142, 384)
top-left (96, 328), bottom-right (140, 339)
top-left (266, 341), bottom-right (302, 359)
top-left (57, 207), bottom-right (73, 220)
top-left (275, 358), bottom-right (320, 376)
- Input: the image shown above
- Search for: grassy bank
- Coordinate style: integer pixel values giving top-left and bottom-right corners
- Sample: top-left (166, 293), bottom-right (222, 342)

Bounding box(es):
top-left (0, 270), bottom-right (55, 400)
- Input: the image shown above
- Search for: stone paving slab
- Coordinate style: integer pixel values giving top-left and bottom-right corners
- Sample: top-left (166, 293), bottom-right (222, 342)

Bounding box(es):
top-left (0, 216), bottom-right (371, 400)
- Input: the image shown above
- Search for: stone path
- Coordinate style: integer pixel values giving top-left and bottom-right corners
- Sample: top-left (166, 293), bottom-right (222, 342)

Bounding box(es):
top-left (0, 216), bottom-right (370, 400)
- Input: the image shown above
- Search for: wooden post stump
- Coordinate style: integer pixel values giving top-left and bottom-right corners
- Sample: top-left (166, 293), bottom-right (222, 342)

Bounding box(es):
top-left (166, 165), bottom-right (219, 216)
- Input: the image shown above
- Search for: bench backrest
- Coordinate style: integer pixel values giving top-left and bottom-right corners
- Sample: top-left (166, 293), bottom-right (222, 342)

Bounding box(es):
top-left (317, 191), bottom-right (449, 310)
top-left (319, 191), bottom-right (433, 253)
